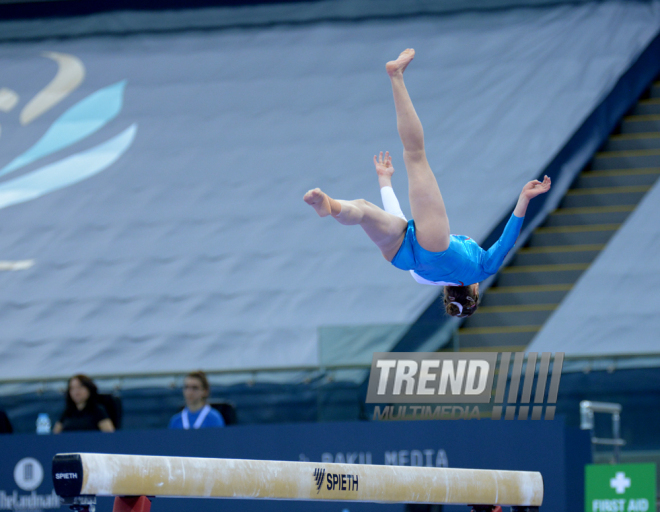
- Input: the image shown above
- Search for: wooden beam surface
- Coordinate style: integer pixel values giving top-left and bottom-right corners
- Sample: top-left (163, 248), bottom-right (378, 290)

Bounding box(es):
top-left (53, 453), bottom-right (543, 507)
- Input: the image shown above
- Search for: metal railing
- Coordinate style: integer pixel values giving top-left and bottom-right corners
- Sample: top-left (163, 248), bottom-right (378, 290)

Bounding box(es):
top-left (1, 352), bottom-right (659, 392)
top-left (580, 400), bottom-right (626, 463)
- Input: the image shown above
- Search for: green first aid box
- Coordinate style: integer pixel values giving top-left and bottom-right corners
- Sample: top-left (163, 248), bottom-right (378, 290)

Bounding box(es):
top-left (585, 463), bottom-right (657, 512)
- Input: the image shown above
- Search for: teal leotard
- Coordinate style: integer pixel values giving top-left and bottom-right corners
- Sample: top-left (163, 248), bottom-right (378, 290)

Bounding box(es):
top-left (391, 213), bottom-right (524, 286)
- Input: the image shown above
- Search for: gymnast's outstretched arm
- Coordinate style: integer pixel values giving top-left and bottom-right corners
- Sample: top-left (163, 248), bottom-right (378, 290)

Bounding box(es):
top-left (375, 151), bottom-right (407, 221)
top-left (483, 175), bottom-right (552, 273)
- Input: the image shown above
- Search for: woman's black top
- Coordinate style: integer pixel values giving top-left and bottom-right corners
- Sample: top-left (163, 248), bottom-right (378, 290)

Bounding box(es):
top-left (59, 403), bottom-right (110, 431)
top-left (0, 410), bottom-right (12, 434)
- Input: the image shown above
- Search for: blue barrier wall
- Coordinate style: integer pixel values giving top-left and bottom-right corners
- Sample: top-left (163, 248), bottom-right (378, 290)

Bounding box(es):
top-left (0, 417), bottom-right (590, 512)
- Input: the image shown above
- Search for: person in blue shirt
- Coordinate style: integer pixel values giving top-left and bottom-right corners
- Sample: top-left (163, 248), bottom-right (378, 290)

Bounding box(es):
top-left (169, 371), bottom-right (225, 429)
top-left (304, 48), bottom-right (551, 318)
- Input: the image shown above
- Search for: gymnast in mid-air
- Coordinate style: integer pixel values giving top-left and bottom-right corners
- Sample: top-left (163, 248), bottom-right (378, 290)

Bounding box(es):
top-left (304, 49), bottom-right (551, 318)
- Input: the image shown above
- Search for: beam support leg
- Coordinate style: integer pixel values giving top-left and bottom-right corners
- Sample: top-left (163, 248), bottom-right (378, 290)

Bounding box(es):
top-left (113, 496), bottom-right (151, 512)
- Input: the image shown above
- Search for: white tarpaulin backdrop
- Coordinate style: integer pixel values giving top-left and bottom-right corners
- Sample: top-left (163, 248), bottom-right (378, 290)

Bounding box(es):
top-left (0, 1), bottom-right (659, 379)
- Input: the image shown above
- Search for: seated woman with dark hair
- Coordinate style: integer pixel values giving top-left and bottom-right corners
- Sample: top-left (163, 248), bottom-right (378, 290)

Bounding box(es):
top-left (52, 374), bottom-right (115, 433)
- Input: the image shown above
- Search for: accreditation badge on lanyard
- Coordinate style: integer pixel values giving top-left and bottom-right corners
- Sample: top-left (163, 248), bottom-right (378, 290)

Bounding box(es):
top-left (181, 404), bottom-right (211, 429)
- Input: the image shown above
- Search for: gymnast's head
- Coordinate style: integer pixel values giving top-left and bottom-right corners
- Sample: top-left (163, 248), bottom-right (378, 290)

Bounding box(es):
top-left (443, 284), bottom-right (479, 318)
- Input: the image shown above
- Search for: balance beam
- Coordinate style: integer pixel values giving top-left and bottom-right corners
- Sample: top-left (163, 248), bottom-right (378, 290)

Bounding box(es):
top-left (52, 453), bottom-right (543, 510)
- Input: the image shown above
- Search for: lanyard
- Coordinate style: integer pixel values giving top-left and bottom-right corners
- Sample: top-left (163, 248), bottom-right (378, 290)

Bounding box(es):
top-left (181, 404), bottom-right (211, 430)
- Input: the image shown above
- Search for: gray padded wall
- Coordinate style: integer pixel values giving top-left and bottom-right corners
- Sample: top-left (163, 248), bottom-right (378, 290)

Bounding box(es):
top-left (0, 1), bottom-right (659, 379)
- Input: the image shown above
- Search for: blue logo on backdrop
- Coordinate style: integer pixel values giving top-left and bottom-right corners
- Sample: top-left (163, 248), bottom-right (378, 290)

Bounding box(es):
top-left (0, 457), bottom-right (59, 511)
top-left (0, 52), bottom-right (137, 211)
top-left (12, 458), bottom-right (43, 492)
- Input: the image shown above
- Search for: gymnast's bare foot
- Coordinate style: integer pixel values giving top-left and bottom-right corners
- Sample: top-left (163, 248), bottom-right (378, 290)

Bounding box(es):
top-left (386, 48), bottom-right (415, 77)
top-left (304, 188), bottom-right (338, 217)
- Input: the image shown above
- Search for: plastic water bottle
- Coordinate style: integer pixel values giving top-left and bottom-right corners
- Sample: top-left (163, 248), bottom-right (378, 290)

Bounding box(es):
top-left (36, 413), bottom-right (51, 434)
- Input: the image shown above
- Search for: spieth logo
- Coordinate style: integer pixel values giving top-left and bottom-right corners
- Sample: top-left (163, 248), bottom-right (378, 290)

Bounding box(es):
top-left (0, 52), bottom-right (137, 213)
top-left (325, 472), bottom-right (358, 492)
top-left (313, 468), bottom-right (325, 493)
top-left (13, 458), bottom-right (43, 492)
top-left (313, 468), bottom-right (359, 493)
top-left (54, 473), bottom-right (78, 480)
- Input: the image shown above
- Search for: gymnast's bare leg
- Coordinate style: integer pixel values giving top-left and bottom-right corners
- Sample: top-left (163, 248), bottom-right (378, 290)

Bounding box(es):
top-left (386, 48), bottom-right (450, 252)
top-left (303, 187), bottom-right (406, 261)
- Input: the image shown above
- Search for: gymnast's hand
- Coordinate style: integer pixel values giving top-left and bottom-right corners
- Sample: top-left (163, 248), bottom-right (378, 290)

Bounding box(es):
top-left (514, 175), bottom-right (551, 217)
top-left (374, 151), bottom-right (395, 188)
top-left (521, 175), bottom-right (551, 200)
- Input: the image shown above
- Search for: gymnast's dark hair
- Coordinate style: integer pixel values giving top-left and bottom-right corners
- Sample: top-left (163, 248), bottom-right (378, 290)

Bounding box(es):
top-left (443, 285), bottom-right (479, 318)
top-left (64, 374), bottom-right (100, 413)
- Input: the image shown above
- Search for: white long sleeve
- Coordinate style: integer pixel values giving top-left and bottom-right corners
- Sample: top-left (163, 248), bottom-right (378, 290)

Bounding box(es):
top-left (380, 186), bottom-right (407, 221)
